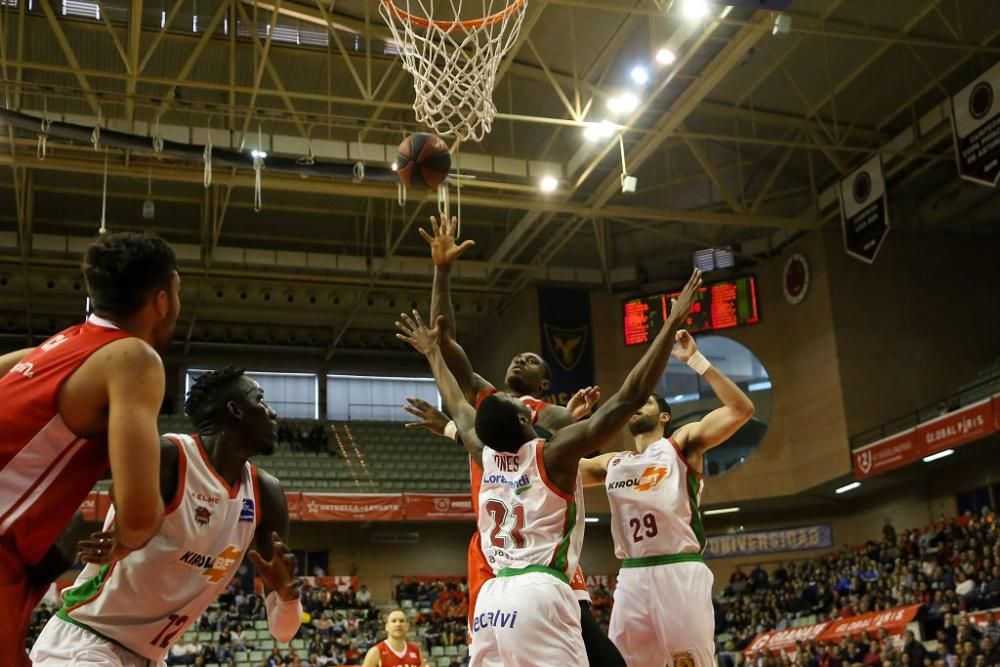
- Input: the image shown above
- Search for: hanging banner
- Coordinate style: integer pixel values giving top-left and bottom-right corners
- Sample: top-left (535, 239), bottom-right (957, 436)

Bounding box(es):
top-left (951, 60), bottom-right (1000, 187)
top-left (819, 604), bottom-right (923, 643)
top-left (747, 604), bottom-right (922, 655)
top-left (704, 525), bottom-right (832, 559)
top-left (916, 397), bottom-right (996, 456)
top-left (745, 622), bottom-right (830, 654)
top-left (297, 493), bottom-right (403, 521)
top-left (403, 493), bottom-right (475, 520)
top-left (852, 428), bottom-right (920, 479)
top-left (537, 288), bottom-right (596, 407)
top-left (840, 154), bottom-right (890, 264)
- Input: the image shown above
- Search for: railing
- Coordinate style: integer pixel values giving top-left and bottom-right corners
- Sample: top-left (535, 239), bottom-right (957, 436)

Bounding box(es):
top-left (850, 373), bottom-right (1000, 450)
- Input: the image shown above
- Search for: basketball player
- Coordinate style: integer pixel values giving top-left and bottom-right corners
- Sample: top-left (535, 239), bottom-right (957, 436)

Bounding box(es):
top-left (0, 232), bottom-right (178, 665)
top-left (579, 330), bottom-right (755, 667)
top-left (419, 216), bottom-right (621, 665)
top-left (362, 609), bottom-right (429, 667)
top-left (30, 367), bottom-right (303, 666)
top-left (395, 267), bottom-right (700, 667)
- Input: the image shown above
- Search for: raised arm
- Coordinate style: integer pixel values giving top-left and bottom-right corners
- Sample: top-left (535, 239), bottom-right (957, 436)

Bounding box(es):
top-left (396, 310), bottom-right (485, 466)
top-left (423, 216), bottom-right (493, 403)
top-left (544, 269), bottom-right (702, 489)
top-left (0, 347), bottom-right (34, 377)
top-left (670, 330), bottom-right (755, 472)
top-left (105, 338), bottom-right (166, 553)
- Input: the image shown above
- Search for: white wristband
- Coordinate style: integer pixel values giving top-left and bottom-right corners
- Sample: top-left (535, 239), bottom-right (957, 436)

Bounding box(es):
top-left (444, 420), bottom-right (459, 441)
top-left (686, 351), bottom-right (712, 375)
top-left (265, 590), bottom-right (302, 644)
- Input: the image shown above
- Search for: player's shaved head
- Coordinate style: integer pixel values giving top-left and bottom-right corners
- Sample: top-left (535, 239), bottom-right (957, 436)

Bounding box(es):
top-left (476, 392), bottom-right (536, 453)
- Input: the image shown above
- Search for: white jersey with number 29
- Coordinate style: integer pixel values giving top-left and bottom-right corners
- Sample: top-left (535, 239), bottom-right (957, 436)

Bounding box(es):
top-left (606, 437), bottom-right (705, 560)
top-left (477, 439), bottom-right (585, 581)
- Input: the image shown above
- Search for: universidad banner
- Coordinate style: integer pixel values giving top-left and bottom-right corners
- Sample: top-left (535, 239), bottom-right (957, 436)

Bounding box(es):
top-left (704, 525), bottom-right (832, 559)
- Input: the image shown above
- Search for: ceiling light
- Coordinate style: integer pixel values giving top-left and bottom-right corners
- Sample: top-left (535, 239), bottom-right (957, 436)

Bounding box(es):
top-left (656, 48), bottom-right (677, 66)
top-left (539, 176), bottom-right (559, 193)
top-left (630, 66), bottom-right (650, 85)
top-left (251, 149), bottom-right (267, 159)
top-left (835, 481), bottom-right (861, 494)
top-left (583, 120), bottom-right (616, 142)
top-left (681, 0), bottom-right (710, 20)
top-left (585, 517), bottom-right (599, 524)
top-left (608, 92), bottom-right (640, 115)
top-left (704, 507), bottom-right (740, 516)
top-left (923, 449), bottom-right (955, 463)
top-left (391, 161), bottom-right (399, 171)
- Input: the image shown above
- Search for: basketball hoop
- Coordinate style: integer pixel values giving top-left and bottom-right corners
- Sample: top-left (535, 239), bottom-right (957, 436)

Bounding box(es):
top-left (379, 0), bottom-right (528, 142)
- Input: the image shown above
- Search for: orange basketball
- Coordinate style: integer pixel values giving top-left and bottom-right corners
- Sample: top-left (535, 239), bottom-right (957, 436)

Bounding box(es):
top-left (396, 133), bottom-right (452, 189)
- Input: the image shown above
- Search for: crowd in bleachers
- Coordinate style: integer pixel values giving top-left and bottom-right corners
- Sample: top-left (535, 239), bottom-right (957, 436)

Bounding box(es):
top-left (718, 508), bottom-right (1000, 666)
top-left (395, 578), bottom-right (470, 663)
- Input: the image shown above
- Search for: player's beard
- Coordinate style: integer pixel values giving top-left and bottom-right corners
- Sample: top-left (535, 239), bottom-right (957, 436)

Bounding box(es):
top-left (628, 413), bottom-right (659, 436)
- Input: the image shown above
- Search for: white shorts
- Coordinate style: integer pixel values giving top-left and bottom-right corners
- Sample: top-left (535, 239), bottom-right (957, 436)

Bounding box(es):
top-left (470, 571), bottom-right (588, 667)
top-left (29, 616), bottom-right (166, 667)
top-left (609, 559), bottom-right (715, 667)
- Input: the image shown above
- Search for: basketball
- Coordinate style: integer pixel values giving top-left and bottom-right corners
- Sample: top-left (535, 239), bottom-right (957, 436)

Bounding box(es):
top-left (395, 133), bottom-right (452, 189)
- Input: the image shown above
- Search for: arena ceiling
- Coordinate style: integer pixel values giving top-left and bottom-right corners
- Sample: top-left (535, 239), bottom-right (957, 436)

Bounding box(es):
top-left (0, 0), bottom-right (997, 355)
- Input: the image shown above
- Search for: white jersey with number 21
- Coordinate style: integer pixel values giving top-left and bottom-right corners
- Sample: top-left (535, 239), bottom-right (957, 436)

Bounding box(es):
top-left (477, 439), bottom-right (584, 580)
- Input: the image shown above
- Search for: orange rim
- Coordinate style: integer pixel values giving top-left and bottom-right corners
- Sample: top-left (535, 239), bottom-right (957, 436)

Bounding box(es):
top-left (381, 0), bottom-right (526, 31)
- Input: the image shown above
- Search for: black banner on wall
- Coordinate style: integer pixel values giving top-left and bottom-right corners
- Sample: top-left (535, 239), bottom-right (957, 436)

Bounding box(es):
top-left (951, 60), bottom-right (1000, 188)
top-left (839, 154), bottom-right (889, 264)
top-left (537, 288), bottom-right (596, 406)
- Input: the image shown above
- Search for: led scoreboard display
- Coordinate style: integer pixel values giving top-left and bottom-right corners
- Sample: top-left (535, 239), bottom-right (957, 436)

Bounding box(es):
top-left (623, 275), bottom-right (760, 346)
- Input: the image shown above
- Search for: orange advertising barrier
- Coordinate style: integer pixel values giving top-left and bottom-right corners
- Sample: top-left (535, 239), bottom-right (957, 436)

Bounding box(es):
top-left (403, 493), bottom-right (475, 520)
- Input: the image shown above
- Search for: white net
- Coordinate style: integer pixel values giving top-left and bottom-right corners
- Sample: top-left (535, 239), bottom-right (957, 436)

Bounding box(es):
top-left (379, 0), bottom-right (528, 143)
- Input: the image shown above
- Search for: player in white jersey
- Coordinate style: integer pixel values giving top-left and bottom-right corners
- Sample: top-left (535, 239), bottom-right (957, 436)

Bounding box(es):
top-left (395, 268), bottom-right (701, 667)
top-left (580, 331), bottom-right (756, 667)
top-left (30, 367), bottom-right (303, 666)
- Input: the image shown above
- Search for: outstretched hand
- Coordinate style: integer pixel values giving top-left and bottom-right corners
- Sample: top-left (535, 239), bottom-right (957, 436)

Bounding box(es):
top-left (419, 215), bottom-right (475, 268)
top-left (395, 310), bottom-right (442, 357)
top-left (567, 386), bottom-right (601, 422)
top-left (671, 330), bottom-right (699, 363)
top-left (403, 397), bottom-right (451, 437)
top-left (248, 532), bottom-right (301, 602)
top-left (666, 268), bottom-right (703, 327)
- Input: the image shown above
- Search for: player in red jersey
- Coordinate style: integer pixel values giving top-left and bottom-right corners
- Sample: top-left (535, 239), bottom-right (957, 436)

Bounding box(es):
top-left (0, 232), bottom-right (180, 665)
top-left (415, 216), bottom-right (623, 666)
top-left (362, 610), bottom-right (429, 667)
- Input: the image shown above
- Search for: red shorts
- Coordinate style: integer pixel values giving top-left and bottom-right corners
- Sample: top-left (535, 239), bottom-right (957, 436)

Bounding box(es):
top-left (467, 533), bottom-right (591, 626)
top-left (0, 540), bottom-right (47, 667)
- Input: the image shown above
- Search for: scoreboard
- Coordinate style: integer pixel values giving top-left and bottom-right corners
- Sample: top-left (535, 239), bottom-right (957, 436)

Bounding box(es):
top-left (623, 275), bottom-right (760, 346)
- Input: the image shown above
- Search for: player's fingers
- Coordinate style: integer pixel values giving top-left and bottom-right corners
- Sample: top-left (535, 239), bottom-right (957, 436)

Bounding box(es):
top-left (403, 422), bottom-right (426, 430)
top-left (247, 550), bottom-right (267, 570)
top-left (457, 240), bottom-right (476, 254)
top-left (429, 216), bottom-right (439, 234)
top-left (406, 396), bottom-right (431, 409)
top-left (418, 227), bottom-right (434, 244)
top-left (400, 312), bottom-right (416, 328)
top-left (88, 530), bottom-right (115, 541)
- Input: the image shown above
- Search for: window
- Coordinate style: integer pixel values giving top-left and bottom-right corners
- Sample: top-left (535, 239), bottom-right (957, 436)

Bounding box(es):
top-left (327, 374), bottom-right (440, 422)
top-left (185, 370), bottom-right (318, 419)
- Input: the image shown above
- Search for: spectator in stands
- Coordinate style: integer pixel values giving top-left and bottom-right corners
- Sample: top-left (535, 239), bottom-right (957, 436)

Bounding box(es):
top-left (357, 584), bottom-right (372, 605)
top-left (904, 630), bottom-right (929, 666)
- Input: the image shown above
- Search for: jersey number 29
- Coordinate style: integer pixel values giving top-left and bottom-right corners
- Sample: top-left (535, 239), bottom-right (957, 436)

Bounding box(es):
top-left (485, 499), bottom-right (526, 550)
top-left (630, 513), bottom-right (659, 543)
